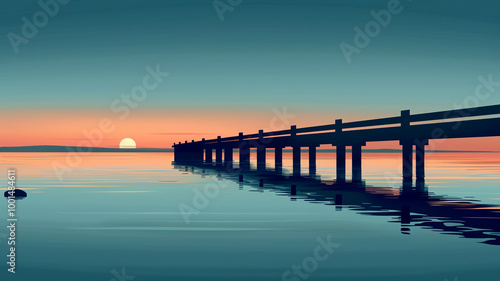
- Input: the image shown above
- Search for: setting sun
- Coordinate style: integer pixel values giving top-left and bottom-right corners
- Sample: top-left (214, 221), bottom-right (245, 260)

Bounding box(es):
top-left (119, 138), bottom-right (136, 149)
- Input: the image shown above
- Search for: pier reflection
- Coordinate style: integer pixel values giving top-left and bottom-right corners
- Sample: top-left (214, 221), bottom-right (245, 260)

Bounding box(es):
top-left (173, 161), bottom-right (500, 246)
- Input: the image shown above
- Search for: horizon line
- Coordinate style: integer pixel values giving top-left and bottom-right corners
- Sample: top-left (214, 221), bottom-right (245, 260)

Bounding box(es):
top-left (0, 145), bottom-right (498, 153)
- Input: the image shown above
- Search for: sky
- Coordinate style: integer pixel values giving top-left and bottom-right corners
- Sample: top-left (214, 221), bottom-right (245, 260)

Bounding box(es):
top-left (1, 0), bottom-right (500, 149)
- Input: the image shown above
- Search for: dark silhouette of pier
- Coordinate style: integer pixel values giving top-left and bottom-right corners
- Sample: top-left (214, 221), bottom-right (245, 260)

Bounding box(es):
top-left (173, 104), bottom-right (500, 186)
top-left (172, 162), bottom-right (500, 246)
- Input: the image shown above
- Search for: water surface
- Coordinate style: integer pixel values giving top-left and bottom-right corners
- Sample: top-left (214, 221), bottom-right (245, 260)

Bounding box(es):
top-left (0, 152), bottom-right (499, 281)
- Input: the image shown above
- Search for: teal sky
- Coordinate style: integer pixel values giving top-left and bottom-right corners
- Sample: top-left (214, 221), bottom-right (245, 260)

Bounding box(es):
top-left (2, 0), bottom-right (500, 115)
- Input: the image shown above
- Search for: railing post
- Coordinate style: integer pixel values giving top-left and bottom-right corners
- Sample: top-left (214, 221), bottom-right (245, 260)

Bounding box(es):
top-left (216, 136), bottom-right (222, 164)
top-left (224, 147), bottom-right (233, 163)
top-left (205, 147), bottom-right (212, 163)
top-left (401, 109), bottom-right (410, 131)
top-left (202, 137), bottom-right (212, 163)
top-left (335, 119), bottom-right (346, 183)
top-left (309, 145), bottom-right (317, 173)
top-left (238, 132), bottom-right (250, 167)
top-left (400, 110), bottom-right (412, 182)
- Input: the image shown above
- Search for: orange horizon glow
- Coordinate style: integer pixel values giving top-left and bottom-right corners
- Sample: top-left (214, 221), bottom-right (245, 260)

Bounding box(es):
top-left (2, 108), bottom-right (500, 151)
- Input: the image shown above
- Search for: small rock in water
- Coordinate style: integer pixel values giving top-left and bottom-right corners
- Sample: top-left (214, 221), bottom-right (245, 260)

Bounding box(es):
top-left (4, 189), bottom-right (28, 198)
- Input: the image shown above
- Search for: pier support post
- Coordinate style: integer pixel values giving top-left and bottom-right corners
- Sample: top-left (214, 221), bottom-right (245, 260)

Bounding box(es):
top-left (309, 145), bottom-right (317, 173)
top-left (400, 110), bottom-right (412, 181)
top-left (335, 119), bottom-right (345, 183)
top-left (415, 139), bottom-right (428, 182)
top-left (173, 144), bottom-right (179, 161)
top-left (197, 139), bottom-right (205, 163)
top-left (293, 146), bottom-right (301, 176)
top-left (205, 148), bottom-right (212, 163)
top-left (175, 142), bottom-right (203, 163)
top-left (352, 144), bottom-right (364, 183)
top-left (336, 145), bottom-right (346, 183)
top-left (238, 132), bottom-right (250, 167)
top-left (275, 146), bottom-right (283, 171)
top-left (224, 147), bottom-right (233, 163)
top-left (401, 142), bottom-right (412, 181)
top-left (257, 130), bottom-right (266, 171)
top-left (239, 148), bottom-right (250, 165)
top-left (192, 148), bottom-right (204, 162)
top-left (290, 125), bottom-right (300, 176)
top-left (215, 136), bottom-right (222, 164)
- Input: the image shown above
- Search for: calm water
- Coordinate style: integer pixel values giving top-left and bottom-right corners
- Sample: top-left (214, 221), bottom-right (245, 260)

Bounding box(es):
top-left (1, 151), bottom-right (499, 281)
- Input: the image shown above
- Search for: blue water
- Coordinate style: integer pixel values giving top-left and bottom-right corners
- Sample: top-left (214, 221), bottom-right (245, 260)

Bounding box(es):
top-left (0, 152), bottom-right (499, 281)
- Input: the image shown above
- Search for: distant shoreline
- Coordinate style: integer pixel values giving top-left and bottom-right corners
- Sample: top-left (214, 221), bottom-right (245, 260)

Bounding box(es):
top-left (0, 145), bottom-right (173, 153)
top-left (0, 145), bottom-right (497, 153)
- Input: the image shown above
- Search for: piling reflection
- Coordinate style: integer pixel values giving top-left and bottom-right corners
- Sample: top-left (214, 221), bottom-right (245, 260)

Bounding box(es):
top-left (173, 160), bottom-right (500, 246)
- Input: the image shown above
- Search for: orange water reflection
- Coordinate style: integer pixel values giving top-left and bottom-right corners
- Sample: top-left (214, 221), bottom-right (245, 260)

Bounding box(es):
top-left (2, 152), bottom-right (500, 182)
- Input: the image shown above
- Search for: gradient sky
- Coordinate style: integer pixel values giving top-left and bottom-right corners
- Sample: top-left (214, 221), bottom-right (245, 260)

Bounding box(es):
top-left (1, 0), bottom-right (500, 149)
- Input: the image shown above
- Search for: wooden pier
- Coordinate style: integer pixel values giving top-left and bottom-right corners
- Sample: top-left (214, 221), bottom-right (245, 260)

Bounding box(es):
top-left (173, 104), bottom-right (500, 184)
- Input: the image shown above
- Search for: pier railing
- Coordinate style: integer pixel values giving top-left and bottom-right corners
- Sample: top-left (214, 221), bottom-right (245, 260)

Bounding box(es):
top-left (174, 104), bottom-right (500, 147)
